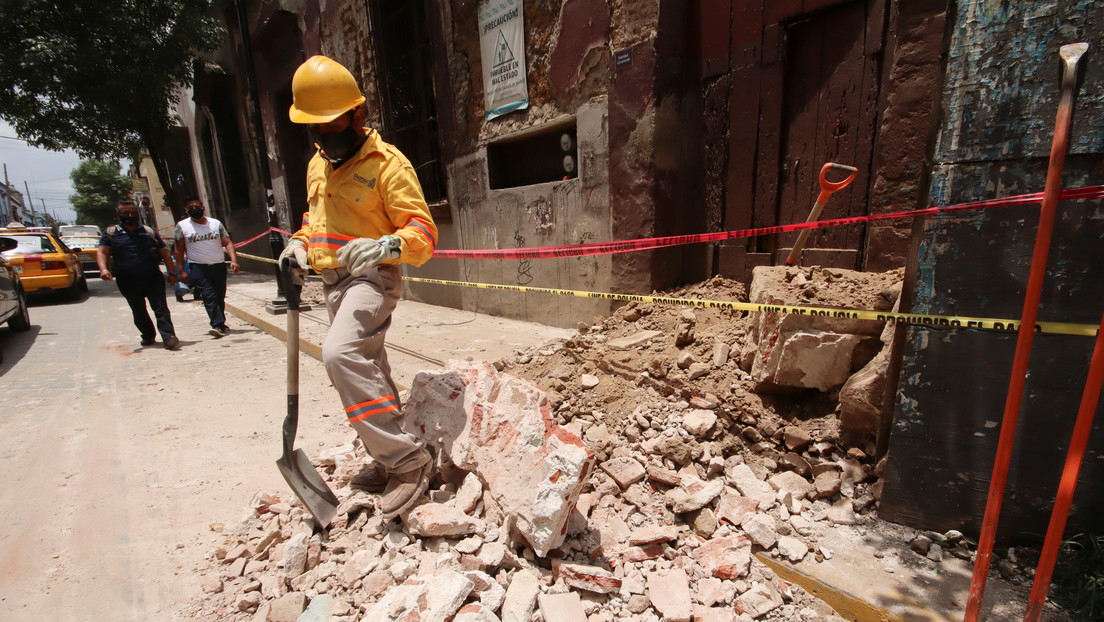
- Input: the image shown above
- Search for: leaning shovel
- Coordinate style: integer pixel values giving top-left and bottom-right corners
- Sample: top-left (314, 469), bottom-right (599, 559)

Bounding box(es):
top-left (276, 258), bottom-right (338, 528)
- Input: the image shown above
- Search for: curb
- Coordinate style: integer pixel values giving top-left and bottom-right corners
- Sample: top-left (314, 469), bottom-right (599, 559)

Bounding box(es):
top-left (225, 301), bottom-right (324, 362)
top-left (756, 553), bottom-right (912, 622)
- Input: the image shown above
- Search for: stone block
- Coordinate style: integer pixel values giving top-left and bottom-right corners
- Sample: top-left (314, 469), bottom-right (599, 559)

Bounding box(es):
top-left (403, 361), bottom-right (596, 557)
top-left (538, 591), bottom-right (588, 622)
top-left (362, 570), bottom-right (474, 622)
top-left (647, 568), bottom-right (692, 622)
top-left (403, 502), bottom-right (482, 538)
top-left (692, 535), bottom-right (752, 579)
top-left (553, 561), bottom-right (621, 594)
top-left (600, 456), bottom-right (647, 489)
top-left (501, 569), bottom-right (541, 622)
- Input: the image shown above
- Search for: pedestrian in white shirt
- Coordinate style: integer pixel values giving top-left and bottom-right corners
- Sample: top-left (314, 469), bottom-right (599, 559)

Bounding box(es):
top-left (173, 197), bottom-right (240, 338)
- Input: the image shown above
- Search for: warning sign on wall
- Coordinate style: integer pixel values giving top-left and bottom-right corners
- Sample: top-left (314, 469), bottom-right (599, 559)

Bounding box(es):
top-left (478, 0), bottom-right (528, 121)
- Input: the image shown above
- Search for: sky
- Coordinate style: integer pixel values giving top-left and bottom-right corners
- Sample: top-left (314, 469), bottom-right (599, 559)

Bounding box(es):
top-left (0, 118), bottom-right (83, 223)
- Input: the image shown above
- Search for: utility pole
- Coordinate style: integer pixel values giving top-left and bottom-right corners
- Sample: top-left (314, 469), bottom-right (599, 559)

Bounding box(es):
top-left (2, 163), bottom-right (10, 223)
top-left (40, 199), bottom-right (48, 226)
top-left (24, 180), bottom-right (36, 226)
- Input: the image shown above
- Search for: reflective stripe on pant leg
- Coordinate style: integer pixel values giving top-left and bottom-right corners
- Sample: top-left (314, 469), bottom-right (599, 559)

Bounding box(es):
top-left (322, 267), bottom-right (427, 473)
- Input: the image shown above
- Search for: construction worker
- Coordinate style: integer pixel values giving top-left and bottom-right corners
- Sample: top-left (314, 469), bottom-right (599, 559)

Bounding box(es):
top-left (279, 55), bottom-right (438, 520)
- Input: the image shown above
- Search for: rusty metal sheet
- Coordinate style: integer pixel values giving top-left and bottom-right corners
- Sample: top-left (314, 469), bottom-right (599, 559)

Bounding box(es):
top-left (882, 162), bottom-right (1104, 539)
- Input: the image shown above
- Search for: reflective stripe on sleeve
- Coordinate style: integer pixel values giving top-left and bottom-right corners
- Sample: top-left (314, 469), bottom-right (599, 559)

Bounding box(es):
top-left (405, 217), bottom-right (437, 250)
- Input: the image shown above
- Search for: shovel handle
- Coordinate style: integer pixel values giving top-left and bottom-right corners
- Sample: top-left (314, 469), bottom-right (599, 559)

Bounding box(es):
top-left (281, 257), bottom-right (301, 312)
top-left (787, 162), bottom-right (858, 265)
top-left (818, 162), bottom-right (857, 193)
top-left (280, 258), bottom-right (300, 458)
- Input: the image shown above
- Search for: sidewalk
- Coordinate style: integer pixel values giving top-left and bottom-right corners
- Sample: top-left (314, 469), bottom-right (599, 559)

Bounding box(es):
top-left (221, 271), bottom-right (575, 390)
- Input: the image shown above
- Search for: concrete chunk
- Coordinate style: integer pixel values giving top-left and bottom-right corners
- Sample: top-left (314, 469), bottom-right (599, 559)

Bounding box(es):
top-left (537, 591), bottom-right (588, 622)
top-left (403, 361), bottom-right (596, 556)
top-left (608, 330), bottom-right (664, 350)
top-left (735, 584), bottom-right (783, 618)
top-left (600, 456), bottom-right (647, 489)
top-left (647, 568), bottom-right (692, 621)
top-left (728, 464), bottom-right (776, 508)
top-left (553, 561), bottom-right (621, 594)
top-left (501, 569), bottom-right (541, 622)
top-left (692, 535), bottom-right (752, 579)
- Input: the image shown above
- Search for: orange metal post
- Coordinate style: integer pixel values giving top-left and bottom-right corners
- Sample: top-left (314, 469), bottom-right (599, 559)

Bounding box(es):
top-left (1023, 311), bottom-right (1104, 621)
top-left (963, 42), bottom-right (1089, 622)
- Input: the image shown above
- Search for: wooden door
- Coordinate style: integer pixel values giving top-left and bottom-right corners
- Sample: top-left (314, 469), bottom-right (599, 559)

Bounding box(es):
top-left (771, 1), bottom-right (880, 268)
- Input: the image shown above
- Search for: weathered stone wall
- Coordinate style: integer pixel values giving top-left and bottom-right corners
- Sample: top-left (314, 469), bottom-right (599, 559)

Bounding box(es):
top-left (433, 0), bottom-right (665, 326)
top-left (443, 103), bottom-right (612, 324)
top-left (863, 0), bottom-right (948, 271)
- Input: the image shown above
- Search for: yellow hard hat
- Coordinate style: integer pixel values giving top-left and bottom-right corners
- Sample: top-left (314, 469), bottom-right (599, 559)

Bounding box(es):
top-left (288, 55), bottom-right (366, 124)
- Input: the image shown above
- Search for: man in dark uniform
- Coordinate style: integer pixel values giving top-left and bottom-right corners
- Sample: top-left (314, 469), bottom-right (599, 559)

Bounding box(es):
top-left (96, 199), bottom-right (183, 349)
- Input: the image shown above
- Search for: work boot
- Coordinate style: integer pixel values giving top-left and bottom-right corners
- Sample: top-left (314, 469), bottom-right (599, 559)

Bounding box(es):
top-left (349, 463), bottom-right (387, 492)
top-left (379, 461), bottom-right (432, 519)
top-left (163, 335), bottom-right (180, 350)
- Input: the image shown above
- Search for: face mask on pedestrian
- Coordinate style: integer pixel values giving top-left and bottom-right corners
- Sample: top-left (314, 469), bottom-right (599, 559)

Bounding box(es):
top-left (187, 206), bottom-right (204, 220)
top-left (311, 112), bottom-right (364, 164)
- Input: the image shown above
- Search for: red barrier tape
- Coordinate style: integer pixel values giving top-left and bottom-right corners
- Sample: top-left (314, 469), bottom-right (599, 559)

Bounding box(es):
top-left (232, 227), bottom-right (288, 249)
top-left (432, 185), bottom-right (1104, 259)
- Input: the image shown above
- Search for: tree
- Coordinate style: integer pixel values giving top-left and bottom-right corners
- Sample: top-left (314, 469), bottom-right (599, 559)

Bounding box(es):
top-left (69, 160), bottom-right (132, 229)
top-left (0, 0), bottom-right (222, 219)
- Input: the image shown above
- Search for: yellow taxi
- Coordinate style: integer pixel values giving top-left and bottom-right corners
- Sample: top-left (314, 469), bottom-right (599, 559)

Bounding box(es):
top-left (0, 225), bottom-right (87, 299)
top-left (60, 234), bottom-right (102, 274)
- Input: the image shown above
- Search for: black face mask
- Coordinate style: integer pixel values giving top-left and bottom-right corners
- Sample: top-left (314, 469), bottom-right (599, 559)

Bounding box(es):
top-left (312, 124), bottom-right (365, 165)
top-left (120, 215), bottom-right (139, 226)
top-left (187, 207), bottom-right (204, 219)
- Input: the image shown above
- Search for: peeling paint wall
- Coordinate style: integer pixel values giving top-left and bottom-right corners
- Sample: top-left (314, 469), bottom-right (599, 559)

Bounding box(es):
top-left (882, 0), bottom-right (1104, 539)
top-left (434, 0), bottom-right (694, 326)
top-left (446, 103), bottom-right (612, 323)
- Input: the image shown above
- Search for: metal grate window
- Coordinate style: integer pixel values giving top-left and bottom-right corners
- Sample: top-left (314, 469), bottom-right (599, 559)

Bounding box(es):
top-left (367, 0), bottom-right (447, 205)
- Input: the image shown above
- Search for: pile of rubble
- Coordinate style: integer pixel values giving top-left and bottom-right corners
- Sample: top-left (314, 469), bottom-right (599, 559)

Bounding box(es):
top-left (176, 266), bottom-right (1004, 622)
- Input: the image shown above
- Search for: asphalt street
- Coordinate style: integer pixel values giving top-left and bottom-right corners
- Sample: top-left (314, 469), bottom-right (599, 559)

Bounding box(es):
top-left (0, 277), bottom-right (340, 620)
top-left (0, 273), bottom-right (570, 621)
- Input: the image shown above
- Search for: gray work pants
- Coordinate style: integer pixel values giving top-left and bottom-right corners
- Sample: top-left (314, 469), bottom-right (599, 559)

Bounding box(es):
top-left (321, 265), bottom-right (427, 474)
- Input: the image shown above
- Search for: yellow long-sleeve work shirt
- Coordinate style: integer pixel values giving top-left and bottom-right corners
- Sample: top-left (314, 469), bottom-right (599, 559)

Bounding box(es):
top-left (291, 129), bottom-right (438, 271)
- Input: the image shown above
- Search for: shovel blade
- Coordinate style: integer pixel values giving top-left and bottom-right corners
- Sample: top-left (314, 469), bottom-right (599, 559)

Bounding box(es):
top-left (276, 448), bottom-right (339, 529)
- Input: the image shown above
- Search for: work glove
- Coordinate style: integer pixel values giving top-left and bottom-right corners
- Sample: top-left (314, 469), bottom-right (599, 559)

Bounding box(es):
top-left (279, 239), bottom-right (309, 285)
top-left (337, 235), bottom-right (401, 277)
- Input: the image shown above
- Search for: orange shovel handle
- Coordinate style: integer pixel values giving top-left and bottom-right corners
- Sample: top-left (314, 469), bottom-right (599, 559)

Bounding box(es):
top-left (818, 162), bottom-right (858, 194)
top-left (786, 163), bottom-right (858, 266)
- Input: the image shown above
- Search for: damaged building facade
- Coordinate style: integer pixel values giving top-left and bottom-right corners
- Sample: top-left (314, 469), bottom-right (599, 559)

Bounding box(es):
top-left (164, 0), bottom-right (1103, 538)
top-left (169, 0), bottom-right (949, 328)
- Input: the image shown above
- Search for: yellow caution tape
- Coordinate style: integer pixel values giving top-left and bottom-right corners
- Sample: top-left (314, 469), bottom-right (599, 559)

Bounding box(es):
top-left (238, 251), bottom-right (278, 264)
top-left (404, 276), bottom-right (1098, 337)
top-left (234, 253), bottom-right (1095, 337)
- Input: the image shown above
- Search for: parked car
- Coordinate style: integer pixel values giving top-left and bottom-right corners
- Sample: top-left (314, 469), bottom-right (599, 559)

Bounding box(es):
top-left (0, 237), bottom-right (31, 362)
top-left (59, 224), bottom-right (103, 238)
top-left (0, 226), bottom-right (87, 300)
top-left (60, 234), bottom-right (102, 274)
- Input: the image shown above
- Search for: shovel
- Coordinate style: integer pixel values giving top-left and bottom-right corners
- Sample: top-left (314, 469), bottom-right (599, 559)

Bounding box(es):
top-left (276, 257), bottom-right (338, 528)
top-left (785, 162), bottom-right (858, 266)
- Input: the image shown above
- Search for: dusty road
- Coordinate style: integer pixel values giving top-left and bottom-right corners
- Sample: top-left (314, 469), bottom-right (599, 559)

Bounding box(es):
top-left (0, 279), bottom-right (361, 621)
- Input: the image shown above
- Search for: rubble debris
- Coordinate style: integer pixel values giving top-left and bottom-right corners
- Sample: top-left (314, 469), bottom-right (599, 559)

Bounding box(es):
top-left (179, 268), bottom-right (1042, 622)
